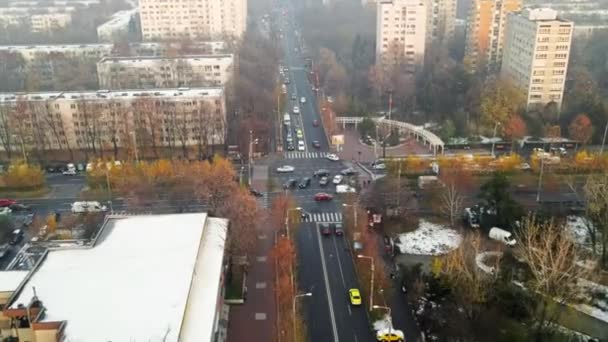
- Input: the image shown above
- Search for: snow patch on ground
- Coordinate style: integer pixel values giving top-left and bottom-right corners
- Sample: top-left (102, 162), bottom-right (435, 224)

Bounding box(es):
top-left (565, 216), bottom-right (594, 249)
top-left (373, 318), bottom-right (391, 332)
top-left (397, 220), bottom-right (462, 255)
top-left (475, 251), bottom-right (503, 274)
top-left (576, 279), bottom-right (608, 323)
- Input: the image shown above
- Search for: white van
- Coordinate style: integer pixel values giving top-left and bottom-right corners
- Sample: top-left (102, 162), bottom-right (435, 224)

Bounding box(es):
top-left (71, 201), bottom-right (107, 213)
top-left (283, 114), bottom-right (291, 126)
top-left (489, 227), bottom-right (516, 246)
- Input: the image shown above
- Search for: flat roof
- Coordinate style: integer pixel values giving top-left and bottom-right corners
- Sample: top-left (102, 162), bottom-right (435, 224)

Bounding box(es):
top-left (97, 8), bottom-right (136, 30)
top-left (9, 213), bottom-right (227, 342)
top-left (98, 54), bottom-right (234, 65)
top-left (0, 87), bottom-right (224, 102)
top-left (0, 271), bottom-right (28, 292)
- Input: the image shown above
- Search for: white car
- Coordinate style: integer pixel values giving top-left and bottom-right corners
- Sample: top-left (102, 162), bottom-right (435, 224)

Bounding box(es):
top-left (71, 201), bottom-right (107, 213)
top-left (372, 163), bottom-right (386, 170)
top-left (293, 106), bottom-right (300, 114)
top-left (276, 165), bottom-right (295, 173)
top-left (297, 141), bottom-right (305, 151)
top-left (333, 175), bottom-right (343, 184)
top-left (62, 169), bottom-right (77, 176)
top-left (326, 153), bottom-right (339, 161)
top-left (300, 97), bottom-right (306, 103)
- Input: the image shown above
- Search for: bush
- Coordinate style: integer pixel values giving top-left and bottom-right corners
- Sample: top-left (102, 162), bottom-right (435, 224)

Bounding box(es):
top-left (0, 161), bottom-right (45, 190)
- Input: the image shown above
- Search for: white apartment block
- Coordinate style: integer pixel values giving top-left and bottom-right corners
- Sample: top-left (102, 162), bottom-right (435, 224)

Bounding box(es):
top-left (426, 0), bottom-right (456, 45)
top-left (0, 8), bottom-right (73, 32)
top-left (376, 0), bottom-right (427, 71)
top-left (97, 9), bottom-right (138, 43)
top-left (500, 8), bottom-right (573, 110)
top-left (96, 54), bottom-right (234, 89)
top-left (139, 0), bottom-right (247, 41)
top-left (0, 87), bottom-right (226, 152)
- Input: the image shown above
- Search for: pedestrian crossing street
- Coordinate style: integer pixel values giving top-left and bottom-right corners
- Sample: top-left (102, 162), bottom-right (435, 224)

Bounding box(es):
top-left (302, 212), bottom-right (343, 223)
top-left (283, 152), bottom-right (331, 159)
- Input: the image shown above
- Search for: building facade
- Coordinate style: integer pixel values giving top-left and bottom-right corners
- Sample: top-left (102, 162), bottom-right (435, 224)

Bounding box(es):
top-left (464, 0), bottom-right (522, 73)
top-left (139, 0), bottom-right (247, 41)
top-left (500, 8), bottom-right (573, 110)
top-left (0, 87), bottom-right (226, 153)
top-left (426, 0), bottom-right (457, 46)
top-left (96, 54), bottom-right (234, 89)
top-left (0, 8), bottom-right (73, 33)
top-left (96, 9), bottom-right (138, 43)
top-left (376, 0), bottom-right (427, 71)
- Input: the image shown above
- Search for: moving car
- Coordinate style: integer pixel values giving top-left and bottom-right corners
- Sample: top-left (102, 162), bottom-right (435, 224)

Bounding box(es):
top-left (283, 178), bottom-right (298, 189)
top-left (333, 175), bottom-right (343, 184)
top-left (312, 120), bottom-right (319, 127)
top-left (340, 168), bottom-right (357, 176)
top-left (314, 192), bottom-right (333, 201)
top-left (296, 129), bottom-right (303, 139)
top-left (298, 177), bottom-right (311, 189)
top-left (293, 106), bottom-right (300, 114)
top-left (320, 223), bottom-right (331, 236)
top-left (334, 223), bottom-right (344, 236)
top-left (300, 97), bottom-right (306, 103)
top-left (319, 176), bottom-right (329, 186)
top-left (291, 93), bottom-right (297, 100)
top-left (336, 185), bottom-right (356, 193)
top-left (313, 169), bottom-right (330, 177)
top-left (312, 140), bottom-right (320, 148)
top-left (9, 229), bottom-right (24, 245)
top-left (372, 163), bottom-right (386, 170)
top-left (349, 288), bottom-right (362, 305)
top-left (286, 133), bottom-right (293, 143)
top-left (276, 165), bottom-right (295, 173)
top-left (62, 169), bottom-right (77, 176)
top-left (71, 201), bottom-right (107, 213)
top-left (287, 143), bottom-right (295, 151)
top-left (0, 199), bottom-right (17, 207)
top-left (376, 329), bottom-right (405, 342)
top-left (326, 153), bottom-right (339, 161)
top-left (297, 140), bottom-right (306, 151)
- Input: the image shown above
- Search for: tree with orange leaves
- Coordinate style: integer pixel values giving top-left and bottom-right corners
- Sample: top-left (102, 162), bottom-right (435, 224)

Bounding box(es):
top-left (568, 113), bottom-right (594, 148)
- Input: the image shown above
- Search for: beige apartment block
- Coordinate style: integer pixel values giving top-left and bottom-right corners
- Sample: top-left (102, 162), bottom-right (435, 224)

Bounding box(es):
top-left (464, 0), bottom-right (522, 73)
top-left (97, 54), bottom-right (234, 89)
top-left (0, 87), bottom-right (226, 153)
top-left (376, 0), bottom-right (427, 71)
top-left (501, 8), bottom-right (573, 110)
top-left (0, 8), bottom-right (73, 33)
top-left (426, 0), bottom-right (456, 46)
top-left (139, 0), bottom-right (247, 41)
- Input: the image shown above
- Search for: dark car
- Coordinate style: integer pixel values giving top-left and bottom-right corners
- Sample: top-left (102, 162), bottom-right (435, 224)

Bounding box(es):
top-left (287, 143), bottom-right (295, 151)
top-left (313, 169), bottom-right (330, 177)
top-left (283, 178), bottom-right (298, 189)
top-left (334, 223), bottom-right (344, 236)
top-left (291, 93), bottom-right (297, 100)
top-left (320, 223), bottom-right (331, 236)
top-left (9, 203), bottom-right (31, 211)
top-left (313, 119), bottom-right (319, 127)
top-left (340, 168), bottom-right (357, 176)
top-left (249, 189), bottom-right (263, 197)
top-left (312, 140), bottom-right (320, 148)
top-left (298, 177), bottom-right (311, 189)
top-left (9, 229), bottom-right (23, 246)
top-left (319, 176), bottom-right (329, 186)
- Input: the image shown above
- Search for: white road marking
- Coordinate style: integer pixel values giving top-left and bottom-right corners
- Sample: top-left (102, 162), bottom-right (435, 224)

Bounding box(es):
top-left (332, 235), bottom-right (347, 288)
top-left (316, 223), bottom-right (340, 342)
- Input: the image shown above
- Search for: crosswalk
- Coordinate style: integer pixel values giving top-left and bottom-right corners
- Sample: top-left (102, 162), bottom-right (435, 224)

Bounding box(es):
top-left (283, 152), bottom-right (331, 159)
top-left (256, 193), bottom-right (270, 208)
top-left (302, 212), bottom-right (343, 223)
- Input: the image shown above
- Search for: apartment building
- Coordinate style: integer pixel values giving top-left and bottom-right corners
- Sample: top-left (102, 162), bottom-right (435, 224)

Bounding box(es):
top-left (97, 54), bottom-right (234, 89)
top-left (376, 0), bottom-right (427, 71)
top-left (464, 0), bottom-right (522, 73)
top-left (426, 0), bottom-right (457, 45)
top-left (139, 0), bottom-right (247, 41)
top-left (0, 87), bottom-right (226, 152)
top-left (0, 8), bottom-right (74, 33)
top-left (97, 9), bottom-right (138, 43)
top-left (501, 8), bottom-right (573, 110)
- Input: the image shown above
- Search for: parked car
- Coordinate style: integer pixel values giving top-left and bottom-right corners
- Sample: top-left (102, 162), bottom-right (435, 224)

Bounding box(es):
top-left (314, 192), bottom-right (333, 201)
top-left (9, 229), bottom-right (24, 245)
top-left (283, 178), bottom-right (298, 189)
top-left (320, 223), bottom-right (331, 236)
top-left (298, 177), bottom-right (311, 189)
top-left (277, 165), bottom-right (295, 173)
top-left (319, 176), bottom-right (329, 186)
top-left (0, 199), bottom-right (16, 207)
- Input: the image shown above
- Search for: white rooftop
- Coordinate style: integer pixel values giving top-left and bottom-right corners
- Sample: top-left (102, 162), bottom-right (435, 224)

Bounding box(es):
top-left (0, 87), bottom-right (224, 102)
top-left (524, 7), bottom-right (559, 20)
top-left (10, 213), bottom-right (228, 342)
top-left (97, 8), bottom-right (136, 30)
top-left (98, 54), bottom-right (234, 65)
top-left (0, 271), bottom-right (28, 292)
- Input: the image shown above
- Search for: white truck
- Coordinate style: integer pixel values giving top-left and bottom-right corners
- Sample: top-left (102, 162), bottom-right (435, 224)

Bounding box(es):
top-left (283, 113), bottom-right (291, 126)
top-left (71, 201), bottom-right (107, 214)
top-left (336, 185), bottom-right (356, 193)
top-left (489, 227), bottom-right (517, 246)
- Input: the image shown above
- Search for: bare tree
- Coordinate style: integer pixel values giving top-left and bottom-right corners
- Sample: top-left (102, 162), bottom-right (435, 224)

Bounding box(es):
top-left (440, 182), bottom-right (465, 226)
top-left (583, 173), bottom-right (608, 267)
top-left (515, 215), bottom-right (596, 341)
top-left (192, 102), bottom-right (211, 160)
top-left (43, 100), bottom-right (73, 160)
top-left (175, 104), bottom-right (190, 159)
top-left (0, 104), bottom-right (14, 159)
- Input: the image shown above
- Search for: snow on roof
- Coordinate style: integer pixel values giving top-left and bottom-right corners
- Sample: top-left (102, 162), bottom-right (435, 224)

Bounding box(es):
top-left (0, 271), bottom-right (28, 292)
top-left (9, 213), bottom-right (227, 342)
top-left (0, 87), bottom-right (224, 102)
top-left (98, 54), bottom-right (234, 66)
top-left (97, 8), bottom-right (136, 30)
top-left (179, 217), bottom-right (228, 341)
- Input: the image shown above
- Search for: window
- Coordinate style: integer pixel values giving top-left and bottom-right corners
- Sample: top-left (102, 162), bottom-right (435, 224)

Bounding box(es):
top-left (70, 104), bottom-right (76, 109)
top-left (533, 70), bottom-right (545, 76)
top-left (555, 53), bottom-right (567, 59)
top-left (535, 53), bottom-right (547, 59)
top-left (536, 45), bottom-right (548, 51)
top-left (553, 62), bottom-right (566, 67)
top-left (552, 70), bottom-right (564, 76)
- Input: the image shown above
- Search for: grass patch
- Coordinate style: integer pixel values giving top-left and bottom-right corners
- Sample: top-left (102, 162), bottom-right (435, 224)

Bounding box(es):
top-left (0, 186), bottom-right (50, 199)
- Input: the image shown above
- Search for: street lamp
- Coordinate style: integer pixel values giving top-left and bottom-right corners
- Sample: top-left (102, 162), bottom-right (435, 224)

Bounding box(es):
top-left (248, 130), bottom-right (259, 186)
top-left (491, 122), bottom-right (501, 158)
top-left (357, 254), bottom-right (374, 310)
top-left (600, 121), bottom-right (608, 155)
top-left (285, 207), bottom-right (302, 238)
top-left (342, 203), bottom-right (357, 231)
top-left (293, 292), bottom-right (312, 342)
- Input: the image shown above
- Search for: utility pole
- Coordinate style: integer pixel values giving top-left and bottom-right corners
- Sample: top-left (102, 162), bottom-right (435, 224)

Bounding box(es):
top-left (600, 121), bottom-right (608, 155)
top-left (491, 122), bottom-right (501, 158)
top-left (536, 157), bottom-right (545, 202)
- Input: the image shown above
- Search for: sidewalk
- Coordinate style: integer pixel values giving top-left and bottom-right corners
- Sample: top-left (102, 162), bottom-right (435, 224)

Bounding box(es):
top-left (226, 162), bottom-right (277, 342)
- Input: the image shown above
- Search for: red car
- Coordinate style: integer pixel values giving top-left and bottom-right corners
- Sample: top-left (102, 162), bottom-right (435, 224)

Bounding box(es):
top-left (314, 192), bottom-right (333, 202)
top-left (313, 120), bottom-right (319, 127)
top-left (320, 223), bottom-right (331, 236)
top-left (0, 199), bottom-right (16, 207)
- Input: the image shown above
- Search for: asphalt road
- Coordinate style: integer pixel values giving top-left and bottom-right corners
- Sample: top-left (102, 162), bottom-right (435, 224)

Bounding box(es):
top-left (275, 3), bottom-right (378, 341)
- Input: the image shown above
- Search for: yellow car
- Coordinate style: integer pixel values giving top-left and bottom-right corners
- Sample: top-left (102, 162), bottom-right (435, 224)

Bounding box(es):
top-left (376, 329), bottom-right (405, 342)
top-left (296, 129), bottom-right (303, 139)
top-left (348, 288), bottom-right (362, 306)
